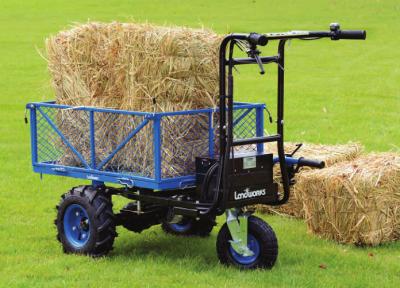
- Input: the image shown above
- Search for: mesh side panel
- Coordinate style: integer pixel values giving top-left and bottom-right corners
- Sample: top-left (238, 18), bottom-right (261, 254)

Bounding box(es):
top-left (161, 113), bottom-right (210, 178)
top-left (35, 105), bottom-right (262, 181)
top-left (212, 111), bottom-right (220, 157)
top-left (57, 109), bottom-right (90, 165)
top-left (232, 108), bottom-right (258, 152)
top-left (36, 107), bottom-right (154, 177)
top-left (159, 107), bottom-right (261, 178)
top-left (211, 108), bottom-right (260, 158)
top-left (95, 113), bottom-right (154, 178)
top-left (36, 107), bottom-right (85, 167)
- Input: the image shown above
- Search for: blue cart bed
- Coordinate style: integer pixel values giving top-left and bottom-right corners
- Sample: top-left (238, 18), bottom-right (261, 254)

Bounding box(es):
top-left (27, 101), bottom-right (266, 190)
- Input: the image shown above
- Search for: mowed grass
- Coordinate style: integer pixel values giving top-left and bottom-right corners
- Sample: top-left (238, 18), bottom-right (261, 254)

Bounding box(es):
top-left (0, 0), bottom-right (399, 287)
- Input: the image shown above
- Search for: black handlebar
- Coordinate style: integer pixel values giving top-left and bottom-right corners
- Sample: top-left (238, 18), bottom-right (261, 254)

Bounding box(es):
top-left (297, 157), bottom-right (325, 169)
top-left (244, 24), bottom-right (366, 46)
top-left (333, 30), bottom-right (366, 40)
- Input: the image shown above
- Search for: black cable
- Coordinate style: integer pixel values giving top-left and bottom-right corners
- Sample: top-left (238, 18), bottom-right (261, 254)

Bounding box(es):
top-left (199, 162), bottom-right (220, 215)
top-left (235, 39), bottom-right (250, 52)
top-left (299, 37), bottom-right (323, 40)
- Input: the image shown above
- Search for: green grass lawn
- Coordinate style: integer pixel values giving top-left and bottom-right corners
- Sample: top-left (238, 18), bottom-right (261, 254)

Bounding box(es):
top-left (0, 0), bottom-right (399, 287)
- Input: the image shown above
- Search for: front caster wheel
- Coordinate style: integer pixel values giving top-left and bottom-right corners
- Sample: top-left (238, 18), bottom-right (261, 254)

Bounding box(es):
top-left (216, 216), bottom-right (278, 269)
top-left (161, 216), bottom-right (216, 237)
top-left (55, 186), bottom-right (117, 257)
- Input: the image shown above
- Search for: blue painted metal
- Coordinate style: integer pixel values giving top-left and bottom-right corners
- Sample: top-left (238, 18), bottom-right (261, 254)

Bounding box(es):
top-left (273, 156), bottom-right (298, 165)
top-left (208, 110), bottom-right (215, 158)
top-left (89, 111), bottom-right (96, 168)
top-left (28, 101), bottom-right (264, 117)
top-left (97, 118), bottom-right (150, 170)
top-left (28, 101), bottom-right (296, 191)
top-left (153, 115), bottom-right (162, 182)
top-left (229, 234), bottom-right (260, 265)
top-left (169, 219), bottom-right (193, 233)
top-left (92, 180), bottom-right (104, 187)
top-left (29, 105), bottom-right (38, 164)
top-left (37, 107), bottom-right (90, 169)
top-left (33, 162), bottom-right (196, 190)
top-left (232, 108), bottom-right (252, 127)
top-left (29, 101), bottom-right (151, 117)
top-left (155, 103), bottom-right (264, 117)
top-left (255, 106), bottom-right (264, 153)
top-left (63, 204), bottom-right (91, 248)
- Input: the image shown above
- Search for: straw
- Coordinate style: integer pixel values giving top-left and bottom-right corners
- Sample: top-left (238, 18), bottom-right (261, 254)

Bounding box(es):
top-left (46, 22), bottom-right (222, 177)
top-left (255, 142), bottom-right (363, 217)
top-left (298, 153), bottom-right (400, 245)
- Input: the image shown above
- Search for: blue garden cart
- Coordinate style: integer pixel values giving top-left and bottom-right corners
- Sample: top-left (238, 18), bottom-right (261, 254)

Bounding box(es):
top-left (27, 23), bottom-right (365, 269)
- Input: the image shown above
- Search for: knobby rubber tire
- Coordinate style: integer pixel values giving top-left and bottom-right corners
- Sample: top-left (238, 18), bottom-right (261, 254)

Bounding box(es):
top-left (216, 216), bottom-right (278, 269)
top-left (55, 186), bottom-right (117, 257)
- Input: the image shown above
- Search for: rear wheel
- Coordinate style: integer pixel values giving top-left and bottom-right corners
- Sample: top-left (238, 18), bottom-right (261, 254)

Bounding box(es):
top-left (161, 216), bottom-right (216, 237)
top-left (55, 186), bottom-right (117, 257)
top-left (216, 216), bottom-right (278, 269)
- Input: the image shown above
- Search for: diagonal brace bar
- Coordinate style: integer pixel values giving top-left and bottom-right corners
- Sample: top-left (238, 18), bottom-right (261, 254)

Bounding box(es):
top-left (97, 118), bottom-right (149, 170)
top-left (232, 108), bottom-right (252, 127)
top-left (37, 107), bottom-right (90, 169)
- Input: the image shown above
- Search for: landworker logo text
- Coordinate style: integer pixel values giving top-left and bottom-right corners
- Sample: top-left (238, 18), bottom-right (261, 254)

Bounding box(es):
top-left (234, 188), bottom-right (266, 200)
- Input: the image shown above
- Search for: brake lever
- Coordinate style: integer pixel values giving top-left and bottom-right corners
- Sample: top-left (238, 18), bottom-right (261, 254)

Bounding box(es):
top-left (247, 49), bottom-right (265, 75)
top-left (246, 41), bottom-right (265, 75)
top-left (254, 54), bottom-right (265, 75)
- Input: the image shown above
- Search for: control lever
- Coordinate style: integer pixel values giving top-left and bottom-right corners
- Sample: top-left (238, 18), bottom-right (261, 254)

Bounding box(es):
top-left (254, 54), bottom-right (265, 75)
top-left (247, 48), bottom-right (265, 75)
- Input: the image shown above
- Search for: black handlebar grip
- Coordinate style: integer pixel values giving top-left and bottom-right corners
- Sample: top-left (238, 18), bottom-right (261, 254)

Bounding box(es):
top-left (297, 157), bottom-right (325, 169)
top-left (248, 33), bottom-right (268, 46)
top-left (336, 30), bottom-right (366, 40)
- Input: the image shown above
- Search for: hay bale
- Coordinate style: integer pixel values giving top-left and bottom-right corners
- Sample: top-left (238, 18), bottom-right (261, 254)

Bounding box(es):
top-left (46, 22), bottom-right (222, 177)
top-left (256, 142), bottom-right (363, 217)
top-left (298, 153), bottom-right (400, 246)
top-left (265, 142), bottom-right (363, 167)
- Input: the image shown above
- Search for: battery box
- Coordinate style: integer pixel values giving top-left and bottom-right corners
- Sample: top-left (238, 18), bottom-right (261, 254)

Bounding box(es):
top-left (196, 151), bottom-right (278, 207)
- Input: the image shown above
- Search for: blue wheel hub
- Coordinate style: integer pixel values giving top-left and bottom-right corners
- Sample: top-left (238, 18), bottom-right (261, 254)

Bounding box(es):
top-left (63, 204), bottom-right (91, 248)
top-left (229, 234), bottom-right (260, 265)
top-left (169, 219), bottom-right (192, 232)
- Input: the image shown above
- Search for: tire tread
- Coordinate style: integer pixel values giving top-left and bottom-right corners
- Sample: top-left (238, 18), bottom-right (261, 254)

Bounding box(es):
top-left (216, 215), bottom-right (278, 269)
top-left (55, 185), bottom-right (116, 257)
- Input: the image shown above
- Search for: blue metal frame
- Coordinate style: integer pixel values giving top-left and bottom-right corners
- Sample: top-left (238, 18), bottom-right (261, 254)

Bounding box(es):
top-left (153, 115), bottom-right (162, 182)
top-left (208, 110), bottom-right (215, 158)
top-left (27, 101), bottom-right (266, 190)
top-left (255, 106), bottom-right (264, 153)
top-left (89, 111), bottom-right (96, 168)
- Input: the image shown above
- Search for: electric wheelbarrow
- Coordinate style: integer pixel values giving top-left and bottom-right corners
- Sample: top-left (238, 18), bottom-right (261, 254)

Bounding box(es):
top-left (26, 23), bottom-right (366, 269)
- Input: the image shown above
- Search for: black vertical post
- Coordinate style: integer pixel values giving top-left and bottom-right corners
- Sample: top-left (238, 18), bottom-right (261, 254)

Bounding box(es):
top-left (227, 40), bottom-right (236, 149)
top-left (276, 40), bottom-right (290, 204)
top-left (217, 36), bottom-right (231, 210)
top-left (219, 38), bottom-right (229, 159)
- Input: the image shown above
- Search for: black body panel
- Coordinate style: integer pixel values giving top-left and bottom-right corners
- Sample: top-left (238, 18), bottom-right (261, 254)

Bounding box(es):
top-left (196, 152), bottom-right (278, 208)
